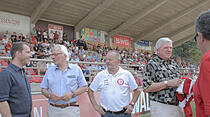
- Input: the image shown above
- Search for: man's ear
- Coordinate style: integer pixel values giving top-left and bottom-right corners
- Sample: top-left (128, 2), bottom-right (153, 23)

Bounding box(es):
top-left (198, 32), bottom-right (205, 43)
top-left (14, 51), bottom-right (20, 58)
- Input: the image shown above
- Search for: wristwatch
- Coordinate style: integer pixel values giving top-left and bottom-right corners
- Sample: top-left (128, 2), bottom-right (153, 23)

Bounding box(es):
top-left (48, 94), bottom-right (51, 99)
top-left (129, 101), bottom-right (135, 108)
top-left (164, 81), bottom-right (168, 87)
top-left (71, 91), bottom-right (76, 98)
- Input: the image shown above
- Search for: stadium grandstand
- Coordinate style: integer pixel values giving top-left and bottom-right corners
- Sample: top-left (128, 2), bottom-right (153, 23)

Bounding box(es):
top-left (0, 0), bottom-right (207, 116)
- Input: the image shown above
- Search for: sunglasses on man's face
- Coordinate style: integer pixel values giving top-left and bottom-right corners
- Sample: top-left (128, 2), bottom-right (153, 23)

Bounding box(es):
top-left (194, 33), bottom-right (198, 42)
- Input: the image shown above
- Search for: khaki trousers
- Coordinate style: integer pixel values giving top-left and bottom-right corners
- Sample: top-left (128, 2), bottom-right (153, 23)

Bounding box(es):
top-left (47, 104), bottom-right (80, 117)
top-left (150, 100), bottom-right (184, 117)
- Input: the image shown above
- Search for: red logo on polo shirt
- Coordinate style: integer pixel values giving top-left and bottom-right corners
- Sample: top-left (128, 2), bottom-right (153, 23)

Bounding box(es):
top-left (117, 78), bottom-right (124, 85)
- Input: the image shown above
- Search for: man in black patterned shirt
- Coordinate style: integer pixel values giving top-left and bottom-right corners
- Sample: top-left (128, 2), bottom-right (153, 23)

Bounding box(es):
top-left (143, 37), bottom-right (184, 117)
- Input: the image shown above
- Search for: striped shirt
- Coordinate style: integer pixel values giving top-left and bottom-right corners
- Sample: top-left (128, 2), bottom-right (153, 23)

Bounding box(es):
top-left (40, 64), bottom-right (87, 105)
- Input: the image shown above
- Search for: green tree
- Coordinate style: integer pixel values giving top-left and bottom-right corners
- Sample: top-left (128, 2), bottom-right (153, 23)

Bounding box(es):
top-left (173, 40), bottom-right (202, 65)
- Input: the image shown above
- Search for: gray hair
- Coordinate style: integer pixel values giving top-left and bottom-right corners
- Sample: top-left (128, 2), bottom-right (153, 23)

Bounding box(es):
top-left (195, 10), bottom-right (210, 40)
top-left (54, 44), bottom-right (69, 61)
top-left (154, 37), bottom-right (172, 53)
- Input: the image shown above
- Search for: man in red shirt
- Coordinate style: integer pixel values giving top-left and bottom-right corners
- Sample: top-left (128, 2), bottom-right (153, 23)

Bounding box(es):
top-left (193, 10), bottom-right (210, 117)
top-left (5, 39), bottom-right (12, 54)
top-left (53, 31), bottom-right (59, 43)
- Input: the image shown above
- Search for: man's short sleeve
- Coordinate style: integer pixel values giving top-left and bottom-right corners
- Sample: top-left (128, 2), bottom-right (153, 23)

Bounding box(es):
top-left (127, 71), bottom-right (138, 90)
top-left (143, 63), bottom-right (155, 90)
top-left (40, 70), bottom-right (49, 90)
top-left (77, 65), bottom-right (88, 87)
top-left (89, 72), bottom-right (102, 92)
top-left (0, 70), bottom-right (11, 102)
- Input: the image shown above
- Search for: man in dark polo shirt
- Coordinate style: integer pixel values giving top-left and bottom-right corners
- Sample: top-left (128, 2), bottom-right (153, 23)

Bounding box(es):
top-left (0, 42), bottom-right (32, 117)
top-left (143, 37), bottom-right (184, 117)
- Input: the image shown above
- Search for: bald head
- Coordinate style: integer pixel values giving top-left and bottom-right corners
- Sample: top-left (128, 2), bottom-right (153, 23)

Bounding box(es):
top-left (107, 50), bottom-right (121, 60)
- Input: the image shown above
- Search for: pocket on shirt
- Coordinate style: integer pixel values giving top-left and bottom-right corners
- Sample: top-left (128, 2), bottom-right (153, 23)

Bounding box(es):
top-left (65, 78), bottom-right (78, 91)
top-left (66, 78), bottom-right (77, 85)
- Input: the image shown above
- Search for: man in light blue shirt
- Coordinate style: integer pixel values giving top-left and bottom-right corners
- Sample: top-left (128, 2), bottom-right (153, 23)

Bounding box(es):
top-left (40, 44), bottom-right (88, 117)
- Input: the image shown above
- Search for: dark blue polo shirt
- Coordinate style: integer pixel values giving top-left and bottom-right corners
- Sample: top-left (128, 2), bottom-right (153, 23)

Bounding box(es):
top-left (0, 64), bottom-right (32, 117)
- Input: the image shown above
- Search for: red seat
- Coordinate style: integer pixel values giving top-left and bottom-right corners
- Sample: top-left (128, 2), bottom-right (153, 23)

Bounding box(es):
top-left (32, 77), bottom-right (42, 83)
top-left (1, 61), bottom-right (8, 66)
top-left (26, 69), bottom-right (36, 75)
top-left (28, 77), bottom-right (32, 83)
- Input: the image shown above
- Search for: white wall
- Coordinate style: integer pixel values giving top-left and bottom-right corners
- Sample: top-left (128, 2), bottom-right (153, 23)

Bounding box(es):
top-left (0, 11), bottom-right (30, 35)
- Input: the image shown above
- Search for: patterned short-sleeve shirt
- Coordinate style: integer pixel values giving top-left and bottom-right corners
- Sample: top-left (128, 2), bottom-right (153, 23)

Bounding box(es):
top-left (143, 55), bottom-right (181, 105)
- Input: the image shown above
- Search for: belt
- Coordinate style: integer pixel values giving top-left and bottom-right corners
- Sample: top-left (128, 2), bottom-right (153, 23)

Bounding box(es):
top-left (50, 102), bottom-right (79, 108)
top-left (152, 100), bottom-right (178, 106)
top-left (103, 108), bottom-right (126, 114)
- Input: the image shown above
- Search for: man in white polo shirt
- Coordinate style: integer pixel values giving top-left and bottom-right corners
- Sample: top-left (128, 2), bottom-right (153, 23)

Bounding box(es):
top-left (88, 50), bottom-right (140, 117)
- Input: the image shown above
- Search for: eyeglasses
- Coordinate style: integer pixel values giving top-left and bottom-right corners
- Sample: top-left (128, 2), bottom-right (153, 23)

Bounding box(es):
top-left (51, 53), bottom-right (62, 56)
top-left (194, 33), bottom-right (198, 42)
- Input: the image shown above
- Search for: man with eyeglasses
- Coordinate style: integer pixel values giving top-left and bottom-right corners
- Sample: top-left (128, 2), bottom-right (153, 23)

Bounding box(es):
top-left (40, 44), bottom-right (88, 117)
top-left (193, 10), bottom-right (210, 117)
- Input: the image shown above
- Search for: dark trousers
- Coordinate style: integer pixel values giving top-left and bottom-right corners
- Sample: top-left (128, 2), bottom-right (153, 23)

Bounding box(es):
top-left (101, 112), bottom-right (131, 117)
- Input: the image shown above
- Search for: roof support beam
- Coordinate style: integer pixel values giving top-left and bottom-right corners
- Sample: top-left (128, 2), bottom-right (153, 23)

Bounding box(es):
top-left (31, 0), bottom-right (54, 24)
top-left (134, 0), bottom-right (209, 42)
top-left (109, 0), bottom-right (168, 37)
top-left (166, 22), bottom-right (194, 38)
top-left (75, 0), bottom-right (119, 32)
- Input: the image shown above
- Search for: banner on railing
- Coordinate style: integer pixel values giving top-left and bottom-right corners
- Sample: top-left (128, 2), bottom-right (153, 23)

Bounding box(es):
top-left (81, 28), bottom-right (106, 43)
top-left (113, 35), bottom-right (131, 48)
top-left (28, 91), bottom-right (149, 117)
top-left (0, 92), bottom-right (150, 117)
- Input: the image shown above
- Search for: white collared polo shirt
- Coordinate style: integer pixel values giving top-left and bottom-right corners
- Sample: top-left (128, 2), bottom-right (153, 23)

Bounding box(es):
top-left (89, 67), bottom-right (138, 111)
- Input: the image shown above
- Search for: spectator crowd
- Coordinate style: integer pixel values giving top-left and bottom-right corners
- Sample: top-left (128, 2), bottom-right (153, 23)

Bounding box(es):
top-left (0, 29), bottom-right (198, 81)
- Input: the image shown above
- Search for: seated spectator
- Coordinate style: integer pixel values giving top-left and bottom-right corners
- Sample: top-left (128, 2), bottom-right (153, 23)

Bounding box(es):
top-left (42, 30), bottom-right (48, 41)
top-left (53, 31), bottom-right (59, 42)
top-left (78, 46), bottom-right (85, 55)
top-left (71, 54), bottom-right (79, 62)
top-left (10, 32), bottom-right (17, 42)
top-left (46, 59), bottom-right (55, 68)
top-left (5, 39), bottom-right (12, 56)
top-left (0, 42), bottom-right (5, 55)
top-left (2, 35), bottom-right (8, 46)
top-left (37, 59), bottom-right (47, 75)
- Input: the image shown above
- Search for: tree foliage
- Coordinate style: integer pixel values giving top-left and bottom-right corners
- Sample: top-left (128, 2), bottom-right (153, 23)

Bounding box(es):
top-left (173, 40), bottom-right (202, 65)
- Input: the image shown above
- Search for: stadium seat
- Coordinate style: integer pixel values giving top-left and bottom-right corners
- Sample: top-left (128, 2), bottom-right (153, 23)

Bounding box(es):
top-left (1, 61), bottom-right (8, 66)
top-left (26, 68), bottom-right (36, 75)
top-left (28, 77), bottom-right (32, 83)
top-left (32, 77), bottom-right (43, 83)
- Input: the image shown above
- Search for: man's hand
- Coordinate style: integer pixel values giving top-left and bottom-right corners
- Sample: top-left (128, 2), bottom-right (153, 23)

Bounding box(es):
top-left (94, 104), bottom-right (105, 115)
top-left (124, 105), bottom-right (133, 114)
top-left (167, 78), bottom-right (183, 87)
top-left (50, 93), bottom-right (61, 102)
top-left (60, 92), bottom-right (72, 101)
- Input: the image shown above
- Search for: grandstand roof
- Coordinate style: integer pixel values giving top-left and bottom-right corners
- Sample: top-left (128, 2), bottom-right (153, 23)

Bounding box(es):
top-left (1, 0), bottom-right (210, 46)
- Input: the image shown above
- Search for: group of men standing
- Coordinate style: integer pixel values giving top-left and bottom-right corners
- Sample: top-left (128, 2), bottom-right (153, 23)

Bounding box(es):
top-left (0, 10), bottom-right (210, 117)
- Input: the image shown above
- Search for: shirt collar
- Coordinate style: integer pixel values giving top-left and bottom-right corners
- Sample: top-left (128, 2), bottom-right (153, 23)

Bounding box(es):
top-left (55, 63), bottom-right (72, 71)
top-left (105, 66), bottom-right (123, 76)
top-left (10, 63), bottom-right (24, 72)
top-left (156, 55), bottom-right (172, 64)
